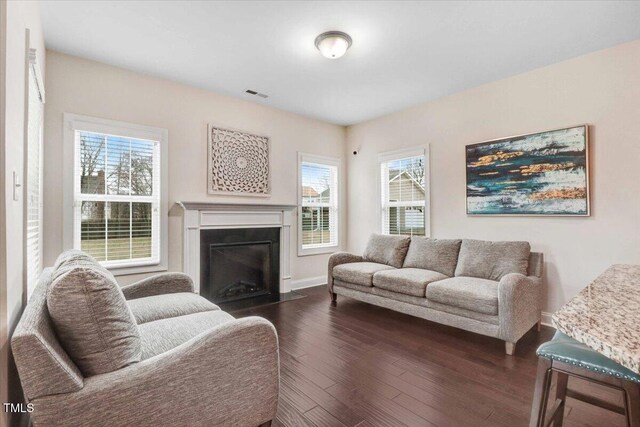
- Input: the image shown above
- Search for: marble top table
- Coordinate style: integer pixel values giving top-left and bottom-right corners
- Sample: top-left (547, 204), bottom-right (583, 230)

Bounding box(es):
top-left (553, 264), bottom-right (640, 375)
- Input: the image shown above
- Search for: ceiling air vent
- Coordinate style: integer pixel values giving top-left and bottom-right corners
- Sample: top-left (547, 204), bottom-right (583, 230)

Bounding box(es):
top-left (245, 89), bottom-right (269, 99)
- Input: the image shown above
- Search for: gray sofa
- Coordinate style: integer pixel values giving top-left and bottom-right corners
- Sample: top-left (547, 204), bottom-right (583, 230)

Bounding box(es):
top-left (12, 250), bottom-right (279, 427)
top-left (328, 235), bottom-right (543, 355)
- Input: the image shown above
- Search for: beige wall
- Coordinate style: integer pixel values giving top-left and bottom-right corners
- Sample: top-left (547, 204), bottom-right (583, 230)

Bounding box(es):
top-left (346, 40), bottom-right (640, 314)
top-left (43, 51), bottom-right (347, 286)
top-left (1, 1), bottom-right (45, 426)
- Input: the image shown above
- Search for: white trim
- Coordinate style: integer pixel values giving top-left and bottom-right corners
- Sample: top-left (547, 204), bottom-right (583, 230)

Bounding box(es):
top-left (297, 152), bottom-right (340, 257)
top-left (24, 37), bottom-right (44, 299)
top-left (63, 113), bottom-right (168, 276)
top-left (377, 145), bottom-right (431, 237)
top-left (177, 202), bottom-right (296, 294)
top-left (541, 311), bottom-right (555, 327)
top-left (291, 275), bottom-right (326, 290)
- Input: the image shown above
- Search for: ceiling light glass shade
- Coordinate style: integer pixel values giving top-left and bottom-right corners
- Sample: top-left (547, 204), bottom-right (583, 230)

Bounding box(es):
top-left (315, 31), bottom-right (352, 59)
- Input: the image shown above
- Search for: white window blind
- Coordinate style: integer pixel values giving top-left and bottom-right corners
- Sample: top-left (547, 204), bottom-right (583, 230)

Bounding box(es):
top-left (26, 50), bottom-right (44, 298)
top-left (298, 154), bottom-right (339, 255)
top-left (380, 149), bottom-right (428, 237)
top-left (73, 131), bottom-right (161, 268)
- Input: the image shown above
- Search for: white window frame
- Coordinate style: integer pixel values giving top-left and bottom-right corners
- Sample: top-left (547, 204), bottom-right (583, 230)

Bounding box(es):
top-left (63, 113), bottom-right (168, 276)
top-left (24, 45), bottom-right (45, 299)
top-left (378, 146), bottom-right (431, 237)
top-left (297, 152), bottom-right (340, 256)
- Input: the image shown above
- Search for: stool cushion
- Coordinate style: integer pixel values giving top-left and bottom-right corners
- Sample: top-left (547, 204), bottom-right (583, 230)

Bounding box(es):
top-left (537, 331), bottom-right (640, 383)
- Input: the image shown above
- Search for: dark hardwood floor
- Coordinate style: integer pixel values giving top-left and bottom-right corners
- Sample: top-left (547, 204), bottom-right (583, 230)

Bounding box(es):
top-left (232, 286), bottom-right (626, 427)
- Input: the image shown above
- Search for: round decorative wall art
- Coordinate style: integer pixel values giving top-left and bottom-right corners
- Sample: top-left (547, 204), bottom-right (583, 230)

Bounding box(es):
top-left (208, 125), bottom-right (271, 197)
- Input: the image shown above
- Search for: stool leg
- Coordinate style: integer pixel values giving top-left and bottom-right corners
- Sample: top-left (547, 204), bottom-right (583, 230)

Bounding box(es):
top-left (622, 381), bottom-right (640, 427)
top-left (530, 358), bottom-right (553, 427)
top-left (553, 372), bottom-right (569, 427)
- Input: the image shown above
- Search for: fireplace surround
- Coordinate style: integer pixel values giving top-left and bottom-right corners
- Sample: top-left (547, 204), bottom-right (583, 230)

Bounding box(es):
top-left (177, 202), bottom-right (296, 299)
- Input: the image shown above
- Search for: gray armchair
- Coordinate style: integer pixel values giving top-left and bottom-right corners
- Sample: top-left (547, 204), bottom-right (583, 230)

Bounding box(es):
top-left (12, 253), bottom-right (279, 427)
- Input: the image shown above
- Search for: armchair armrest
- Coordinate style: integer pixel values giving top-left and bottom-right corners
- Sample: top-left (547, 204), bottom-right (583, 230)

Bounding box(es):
top-left (31, 317), bottom-right (279, 427)
top-left (498, 273), bottom-right (543, 343)
top-left (121, 272), bottom-right (194, 300)
top-left (327, 252), bottom-right (363, 294)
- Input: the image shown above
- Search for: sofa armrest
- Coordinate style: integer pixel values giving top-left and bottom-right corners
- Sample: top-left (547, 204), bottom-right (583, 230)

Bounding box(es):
top-left (327, 252), bottom-right (363, 294)
top-left (31, 317), bottom-right (279, 427)
top-left (121, 272), bottom-right (194, 300)
top-left (498, 273), bottom-right (543, 343)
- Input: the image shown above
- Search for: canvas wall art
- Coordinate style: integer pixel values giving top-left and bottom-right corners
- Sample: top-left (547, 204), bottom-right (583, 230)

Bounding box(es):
top-left (208, 125), bottom-right (271, 197)
top-left (466, 125), bottom-right (589, 215)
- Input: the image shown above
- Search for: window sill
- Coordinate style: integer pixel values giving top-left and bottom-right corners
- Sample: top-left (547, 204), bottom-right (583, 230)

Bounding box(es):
top-left (107, 263), bottom-right (168, 277)
top-left (298, 245), bottom-right (339, 257)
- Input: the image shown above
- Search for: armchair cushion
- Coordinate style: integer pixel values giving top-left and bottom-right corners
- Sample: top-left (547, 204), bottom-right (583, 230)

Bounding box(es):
top-left (53, 249), bottom-right (99, 270)
top-left (454, 239), bottom-right (530, 281)
top-left (363, 234), bottom-right (411, 268)
top-left (128, 293), bottom-right (220, 324)
top-left (48, 261), bottom-right (141, 376)
top-left (426, 276), bottom-right (499, 315)
top-left (403, 237), bottom-right (462, 277)
top-left (333, 262), bottom-right (395, 287)
top-left (138, 310), bottom-right (235, 360)
top-left (373, 268), bottom-right (448, 297)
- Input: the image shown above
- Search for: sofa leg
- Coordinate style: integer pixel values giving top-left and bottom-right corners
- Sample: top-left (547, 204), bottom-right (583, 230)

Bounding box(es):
top-left (259, 421), bottom-right (272, 427)
top-left (505, 341), bottom-right (516, 355)
top-left (330, 292), bottom-right (337, 304)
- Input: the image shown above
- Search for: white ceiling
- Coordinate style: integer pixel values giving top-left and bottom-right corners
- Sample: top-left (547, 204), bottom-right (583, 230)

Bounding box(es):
top-left (41, 1), bottom-right (640, 126)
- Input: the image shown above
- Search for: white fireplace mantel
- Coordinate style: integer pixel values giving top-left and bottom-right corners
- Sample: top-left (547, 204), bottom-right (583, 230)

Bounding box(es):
top-left (177, 202), bottom-right (297, 294)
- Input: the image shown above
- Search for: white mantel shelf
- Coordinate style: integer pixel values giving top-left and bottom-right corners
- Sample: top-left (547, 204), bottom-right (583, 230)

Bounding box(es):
top-left (177, 201), bottom-right (297, 211)
top-left (177, 201), bottom-right (297, 294)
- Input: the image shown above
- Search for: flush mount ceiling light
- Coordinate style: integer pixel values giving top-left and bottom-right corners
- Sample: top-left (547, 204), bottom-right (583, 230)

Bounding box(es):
top-left (315, 31), bottom-right (352, 59)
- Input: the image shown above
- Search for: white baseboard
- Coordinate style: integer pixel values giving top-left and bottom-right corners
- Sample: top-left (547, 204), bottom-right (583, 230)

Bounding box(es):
top-left (541, 311), bottom-right (555, 327)
top-left (290, 275), bottom-right (326, 291)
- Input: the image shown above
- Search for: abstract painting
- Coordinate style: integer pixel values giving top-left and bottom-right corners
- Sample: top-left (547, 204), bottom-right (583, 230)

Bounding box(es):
top-left (466, 125), bottom-right (589, 215)
top-left (208, 125), bottom-right (271, 197)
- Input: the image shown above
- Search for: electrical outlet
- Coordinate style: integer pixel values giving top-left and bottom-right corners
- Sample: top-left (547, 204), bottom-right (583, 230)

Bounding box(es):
top-left (13, 171), bottom-right (21, 201)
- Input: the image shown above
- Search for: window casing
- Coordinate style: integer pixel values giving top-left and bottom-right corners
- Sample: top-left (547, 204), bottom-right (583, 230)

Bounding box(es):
top-left (379, 147), bottom-right (430, 237)
top-left (25, 48), bottom-right (45, 298)
top-left (298, 153), bottom-right (339, 256)
top-left (64, 114), bottom-right (168, 275)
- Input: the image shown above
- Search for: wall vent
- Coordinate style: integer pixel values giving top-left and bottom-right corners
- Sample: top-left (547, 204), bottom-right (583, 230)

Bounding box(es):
top-left (245, 89), bottom-right (269, 99)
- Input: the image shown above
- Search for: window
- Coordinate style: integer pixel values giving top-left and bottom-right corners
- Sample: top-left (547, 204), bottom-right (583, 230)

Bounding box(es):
top-left (379, 147), bottom-right (430, 237)
top-left (25, 48), bottom-right (45, 298)
top-left (64, 114), bottom-right (168, 274)
top-left (298, 153), bottom-right (339, 256)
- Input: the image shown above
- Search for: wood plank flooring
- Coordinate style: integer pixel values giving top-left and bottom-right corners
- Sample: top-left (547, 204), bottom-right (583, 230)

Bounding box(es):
top-left (232, 286), bottom-right (627, 427)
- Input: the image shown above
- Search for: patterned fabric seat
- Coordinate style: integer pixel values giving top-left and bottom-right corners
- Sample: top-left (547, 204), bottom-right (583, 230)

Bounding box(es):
top-left (373, 268), bottom-right (447, 297)
top-left (333, 262), bottom-right (395, 287)
top-left (426, 277), bottom-right (499, 315)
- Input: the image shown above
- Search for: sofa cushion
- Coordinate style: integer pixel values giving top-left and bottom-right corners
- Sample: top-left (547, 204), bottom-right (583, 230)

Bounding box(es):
top-left (402, 237), bottom-right (462, 277)
top-left (426, 276), bottom-right (499, 315)
top-left (454, 239), bottom-right (530, 281)
top-left (138, 310), bottom-right (235, 360)
top-left (373, 268), bottom-right (448, 297)
top-left (47, 261), bottom-right (141, 376)
top-left (333, 262), bottom-right (395, 287)
top-left (362, 234), bottom-right (411, 268)
top-left (127, 293), bottom-right (220, 324)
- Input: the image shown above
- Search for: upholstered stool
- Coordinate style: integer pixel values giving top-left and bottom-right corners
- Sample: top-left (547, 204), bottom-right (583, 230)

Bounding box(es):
top-left (530, 331), bottom-right (640, 427)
